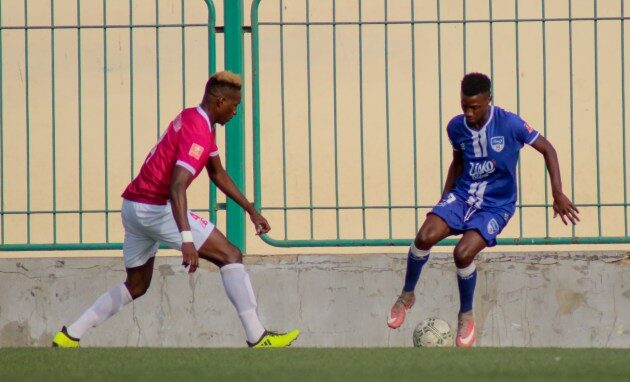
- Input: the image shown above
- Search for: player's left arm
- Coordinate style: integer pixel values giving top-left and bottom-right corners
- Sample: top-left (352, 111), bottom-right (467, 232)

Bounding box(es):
top-left (530, 135), bottom-right (580, 225)
top-left (205, 155), bottom-right (270, 235)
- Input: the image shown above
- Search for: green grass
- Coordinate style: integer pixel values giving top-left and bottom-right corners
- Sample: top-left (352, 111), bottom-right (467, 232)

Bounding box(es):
top-left (1, 347), bottom-right (628, 382)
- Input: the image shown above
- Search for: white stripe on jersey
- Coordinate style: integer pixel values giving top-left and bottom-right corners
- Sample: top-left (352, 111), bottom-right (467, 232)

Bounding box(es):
top-left (471, 132), bottom-right (482, 157)
top-left (470, 130), bottom-right (488, 158)
top-left (479, 130), bottom-right (488, 156)
top-left (467, 181), bottom-right (488, 208)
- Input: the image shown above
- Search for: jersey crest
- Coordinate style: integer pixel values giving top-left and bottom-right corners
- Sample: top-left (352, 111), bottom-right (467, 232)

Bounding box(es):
top-left (490, 136), bottom-right (504, 152)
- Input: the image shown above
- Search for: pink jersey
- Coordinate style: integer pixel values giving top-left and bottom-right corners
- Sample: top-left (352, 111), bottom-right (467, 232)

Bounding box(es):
top-left (122, 106), bottom-right (219, 205)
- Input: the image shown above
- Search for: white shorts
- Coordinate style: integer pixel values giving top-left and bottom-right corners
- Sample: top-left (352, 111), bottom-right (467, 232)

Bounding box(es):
top-left (121, 199), bottom-right (215, 268)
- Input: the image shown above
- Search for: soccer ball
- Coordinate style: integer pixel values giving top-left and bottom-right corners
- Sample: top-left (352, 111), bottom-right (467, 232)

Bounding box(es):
top-left (412, 317), bottom-right (454, 347)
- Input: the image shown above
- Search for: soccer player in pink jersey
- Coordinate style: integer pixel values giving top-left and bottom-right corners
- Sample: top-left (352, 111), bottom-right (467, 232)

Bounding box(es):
top-left (53, 71), bottom-right (299, 348)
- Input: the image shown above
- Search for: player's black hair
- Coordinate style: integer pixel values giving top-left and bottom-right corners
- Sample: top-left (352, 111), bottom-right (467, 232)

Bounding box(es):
top-left (461, 72), bottom-right (491, 97)
top-left (204, 71), bottom-right (242, 100)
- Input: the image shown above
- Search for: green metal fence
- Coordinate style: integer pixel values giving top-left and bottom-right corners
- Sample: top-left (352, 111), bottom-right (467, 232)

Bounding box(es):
top-left (252, 0), bottom-right (630, 246)
top-left (0, 0), bottom-right (218, 251)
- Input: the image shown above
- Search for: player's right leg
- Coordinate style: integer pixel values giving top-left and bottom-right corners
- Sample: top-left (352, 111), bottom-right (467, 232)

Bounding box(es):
top-left (388, 214), bottom-right (452, 329)
top-left (197, 229), bottom-right (299, 348)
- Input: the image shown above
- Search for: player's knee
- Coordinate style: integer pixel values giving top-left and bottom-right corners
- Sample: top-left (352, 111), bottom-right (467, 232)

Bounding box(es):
top-left (124, 280), bottom-right (150, 300)
top-left (223, 246), bottom-right (243, 265)
top-left (453, 245), bottom-right (475, 268)
top-left (415, 230), bottom-right (438, 250)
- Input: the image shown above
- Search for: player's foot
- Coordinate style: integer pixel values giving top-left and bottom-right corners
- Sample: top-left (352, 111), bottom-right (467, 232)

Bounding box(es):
top-left (456, 311), bottom-right (476, 348)
top-left (247, 329), bottom-right (300, 348)
top-left (52, 326), bottom-right (80, 348)
top-left (387, 291), bottom-right (415, 329)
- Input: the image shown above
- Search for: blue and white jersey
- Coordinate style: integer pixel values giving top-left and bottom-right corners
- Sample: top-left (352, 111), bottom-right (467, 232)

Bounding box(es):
top-left (447, 105), bottom-right (540, 215)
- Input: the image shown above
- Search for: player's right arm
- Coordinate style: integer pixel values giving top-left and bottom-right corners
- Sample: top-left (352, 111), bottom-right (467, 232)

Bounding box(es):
top-left (169, 166), bottom-right (199, 273)
top-left (441, 150), bottom-right (464, 199)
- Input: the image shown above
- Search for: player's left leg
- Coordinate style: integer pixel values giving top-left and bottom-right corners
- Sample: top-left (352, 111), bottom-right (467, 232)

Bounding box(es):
top-left (452, 230), bottom-right (487, 347)
top-left (197, 228), bottom-right (299, 348)
top-left (454, 209), bottom-right (509, 347)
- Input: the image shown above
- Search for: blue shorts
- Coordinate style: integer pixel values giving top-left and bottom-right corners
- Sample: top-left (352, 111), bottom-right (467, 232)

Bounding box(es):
top-left (429, 193), bottom-right (512, 247)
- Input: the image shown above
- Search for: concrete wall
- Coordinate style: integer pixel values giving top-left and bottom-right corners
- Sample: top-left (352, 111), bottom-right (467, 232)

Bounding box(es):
top-left (1, 252), bottom-right (628, 348)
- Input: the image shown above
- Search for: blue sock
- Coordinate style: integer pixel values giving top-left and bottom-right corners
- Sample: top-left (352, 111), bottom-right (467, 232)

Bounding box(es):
top-left (457, 263), bottom-right (477, 313)
top-left (403, 245), bottom-right (430, 292)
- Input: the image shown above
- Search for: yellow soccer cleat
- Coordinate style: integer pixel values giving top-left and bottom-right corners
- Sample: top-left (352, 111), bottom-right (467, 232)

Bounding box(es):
top-left (52, 326), bottom-right (80, 348)
top-left (247, 329), bottom-right (300, 348)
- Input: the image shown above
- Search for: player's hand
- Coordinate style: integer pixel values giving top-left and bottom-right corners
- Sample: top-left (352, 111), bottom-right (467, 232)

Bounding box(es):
top-left (249, 211), bottom-right (271, 235)
top-left (552, 193), bottom-right (580, 225)
top-left (181, 242), bottom-right (199, 274)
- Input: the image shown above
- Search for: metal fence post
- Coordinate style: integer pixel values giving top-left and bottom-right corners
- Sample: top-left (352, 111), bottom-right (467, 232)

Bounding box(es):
top-left (224, 0), bottom-right (246, 252)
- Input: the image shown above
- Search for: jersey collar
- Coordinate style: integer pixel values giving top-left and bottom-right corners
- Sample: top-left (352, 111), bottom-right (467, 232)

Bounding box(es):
top-left (196, 105), bottom-right (214, 131)
top-left (464, 105), bottom-right (494, 135)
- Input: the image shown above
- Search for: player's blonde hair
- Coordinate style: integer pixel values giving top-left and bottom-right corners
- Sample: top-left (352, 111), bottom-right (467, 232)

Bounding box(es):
top-left (204, 71), bottom-right (242, 100)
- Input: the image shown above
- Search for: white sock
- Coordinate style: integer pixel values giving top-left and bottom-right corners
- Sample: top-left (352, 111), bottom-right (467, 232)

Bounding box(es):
top-left (67, 283), bottom-right (132, 339)
top-left (456, 262), bottom-right (477, 278)
top-left (220, 263), bottom-right (266, 343)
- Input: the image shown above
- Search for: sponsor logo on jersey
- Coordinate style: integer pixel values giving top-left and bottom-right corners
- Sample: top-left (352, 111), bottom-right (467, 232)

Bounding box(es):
top-left (524, 121), bottom-right (534, 133)
top-left (189, 143), bottom-right (204, 160)
top-left (490, 136), bottom-right (504, 152)
top-left (487, 218), bottom-right (500, 235)
top-left (468, 160), bottom-right (496, 180)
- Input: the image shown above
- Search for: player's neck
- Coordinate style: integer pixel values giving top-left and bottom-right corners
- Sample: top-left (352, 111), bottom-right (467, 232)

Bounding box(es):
top-left (470, 109), bottom-right (492, 130)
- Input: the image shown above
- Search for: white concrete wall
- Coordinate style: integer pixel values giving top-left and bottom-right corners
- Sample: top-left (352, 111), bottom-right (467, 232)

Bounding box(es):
top-left (1, 252), bottom-right (628, 348)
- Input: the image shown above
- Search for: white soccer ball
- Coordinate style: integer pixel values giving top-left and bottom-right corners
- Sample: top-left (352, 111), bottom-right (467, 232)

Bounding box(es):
top-left (412, 317), bottom-right (454, 347)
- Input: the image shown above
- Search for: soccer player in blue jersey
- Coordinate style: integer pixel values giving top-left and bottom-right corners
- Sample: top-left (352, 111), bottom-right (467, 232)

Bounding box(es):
top-left (387, 72), bottom-right (580, 347)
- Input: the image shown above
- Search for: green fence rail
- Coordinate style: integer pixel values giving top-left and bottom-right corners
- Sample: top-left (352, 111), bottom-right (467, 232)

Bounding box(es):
top-left (252, 0), bottom-right (630, 246)
top-left (0, 0), bottom-right (218, 251)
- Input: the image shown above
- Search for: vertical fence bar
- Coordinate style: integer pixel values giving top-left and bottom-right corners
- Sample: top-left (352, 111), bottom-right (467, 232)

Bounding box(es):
top-left (489, 0), bottom-right (494, 95)
top-left (358, 0), bottom-right (367, 239)
top-left (542, 0), bottom-right (549, 236)
top-left (278, 0), bottom-right (287, 240)
top-left (333, 0), bottom-right (340, 239)
top-left (437, 0), bottom-right (444, 189)
top-left (51, 0), bottom-right (57, 243)
top-left (384, 0), bottom-right (393, 239)
top-left (0, 0), bottom-right (3, 244)
top-left (224, 0), bottom-right (246, 250)
top-left (205, 0), bottom-right (217, 225)
top-left (463, 0), bottom-right (467, 73)
top-left (181, 0), bottom-right (186, 108)
top-left (594, 0), bottom-right (602, 235)
top-left (622, 0), bottom-right (628, 235)
top-left (515, 0), bottom-right (523, 238)
top-left (411, 0), bottom-right (419, 232)
top-left (24, 0), bottom-right (31, 243)
top-left (77, 0), bottom-right (83, 242)
top-left (155, 0), bottom-right (161, 140)
top-left (569, 0), bottom-right (576, 237)
top-left (103, 0), bottom-right (109, 241)
top-left (129, 0), bottom-right (134, 180)
top-left (306, 0), bottom-right (314, 239)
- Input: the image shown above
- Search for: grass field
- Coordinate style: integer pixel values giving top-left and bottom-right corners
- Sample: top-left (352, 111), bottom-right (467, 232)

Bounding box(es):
top-left (1, 347), bottom-right (628, 382)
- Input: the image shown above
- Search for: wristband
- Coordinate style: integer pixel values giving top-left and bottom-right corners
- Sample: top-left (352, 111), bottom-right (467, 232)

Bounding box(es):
top-left (181, 231), bottom-right (194, 243)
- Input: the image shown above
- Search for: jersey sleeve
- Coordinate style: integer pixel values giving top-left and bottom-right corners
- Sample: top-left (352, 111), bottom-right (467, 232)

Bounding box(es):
top-left (446, 118), bottom-right (459, 151)
top-left (513, 116), bottom-right (540, 146)
top-left (175, 122), bottom-right (214, 176)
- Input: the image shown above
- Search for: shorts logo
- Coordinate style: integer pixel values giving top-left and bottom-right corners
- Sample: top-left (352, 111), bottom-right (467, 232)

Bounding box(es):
top-left (490, 136), bottom-right (504, 152)
top-left (189, 143), bottom-right (204, 160)
top-left (460, 142), bottom-right (466, 151)
top-left (487, 218), bottom-right (500, 235)
top-left (189, 212), bottom-right (209, 229)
